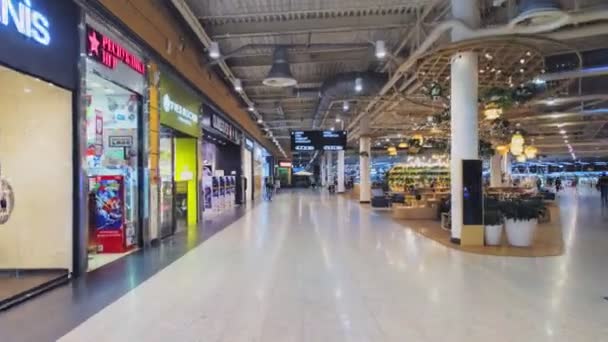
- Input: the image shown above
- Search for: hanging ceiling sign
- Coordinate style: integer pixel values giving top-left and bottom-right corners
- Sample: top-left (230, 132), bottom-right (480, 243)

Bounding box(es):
top-left (290, 130), bottom-right (347, 151)
top-left (86, 25), bottom-right (146, 75)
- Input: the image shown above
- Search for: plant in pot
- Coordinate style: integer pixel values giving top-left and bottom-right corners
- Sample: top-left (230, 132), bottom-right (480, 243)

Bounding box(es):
top-left (484, 209), bottom-right (504, 246)
top-left (500, 199), bottom-right (544, 247)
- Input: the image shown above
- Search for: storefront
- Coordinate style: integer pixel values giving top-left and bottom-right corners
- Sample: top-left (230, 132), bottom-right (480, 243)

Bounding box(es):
top-left (157, 72), bottom-right (202, 238)
top-left (253, 143), bottom-right (272, 199)
top-left (242, 137), bottom-right (255, 202)
top-left (0, 0), bottom-right (80, 308)
top-left (201, 104), bottom-right (243, 214)
top-left (82, 15), bottom-right (148, 271)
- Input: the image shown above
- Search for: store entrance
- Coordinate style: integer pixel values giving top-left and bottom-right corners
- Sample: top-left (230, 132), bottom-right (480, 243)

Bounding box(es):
top-left (85, 72), bottom-right (143, 271)
top-left (159, 126), bottom-right (198, 238)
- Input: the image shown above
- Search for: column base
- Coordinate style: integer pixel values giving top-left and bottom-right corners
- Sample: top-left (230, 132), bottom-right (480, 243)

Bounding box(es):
top-left (450, 237), bottom-right (461, 245)
top-left (461, 225), bottom-right (484, 246)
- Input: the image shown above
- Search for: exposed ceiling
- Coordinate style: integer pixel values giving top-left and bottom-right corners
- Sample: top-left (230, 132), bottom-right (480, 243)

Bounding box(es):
top-left (177, 0), bottom-right (608, 163)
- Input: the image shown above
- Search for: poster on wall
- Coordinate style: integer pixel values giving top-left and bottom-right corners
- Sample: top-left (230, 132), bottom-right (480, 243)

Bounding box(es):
top-left (203, 166), bottom-right (213, 210)
top-left (95, 110), bottom-right (104, 156)
top-left (90, 175), bottom-right (125, 253)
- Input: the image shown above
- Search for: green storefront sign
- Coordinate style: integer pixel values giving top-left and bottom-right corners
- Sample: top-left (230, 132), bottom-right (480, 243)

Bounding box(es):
top-left (159, 74), bottom-right (201, 137)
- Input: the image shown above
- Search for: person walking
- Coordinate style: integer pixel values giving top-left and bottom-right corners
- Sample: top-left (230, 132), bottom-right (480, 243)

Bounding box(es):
top-left (555, 177), bottom-right (562, 193)
top-left (599, 173), bottom-right (608, 206)
top-left (265, 177), bottom-right (274, 201)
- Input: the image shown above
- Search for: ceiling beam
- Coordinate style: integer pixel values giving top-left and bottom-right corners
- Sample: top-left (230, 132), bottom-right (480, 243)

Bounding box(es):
top-left (205, 13), bottom-right (416, 39)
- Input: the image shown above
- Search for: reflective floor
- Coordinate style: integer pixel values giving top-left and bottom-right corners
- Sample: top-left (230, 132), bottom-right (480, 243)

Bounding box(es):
top-left (54, 189), bottom-right (608, 341)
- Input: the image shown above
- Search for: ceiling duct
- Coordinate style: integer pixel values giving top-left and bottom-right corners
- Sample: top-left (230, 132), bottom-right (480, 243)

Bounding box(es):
top-left (312, 72), bottom-right (388, 128)
top-left (263, 47), bottom-right (297, 88)
top-left (512, 0), bottom-right (562, 25)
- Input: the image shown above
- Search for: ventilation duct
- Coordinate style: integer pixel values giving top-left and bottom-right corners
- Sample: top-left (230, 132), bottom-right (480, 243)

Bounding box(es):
top-left (512, 0), bottom-right (562, 25)
top-left (263, 47), bottom-right (297, 88)
top-left (312, 72), bottom-right (387, 128)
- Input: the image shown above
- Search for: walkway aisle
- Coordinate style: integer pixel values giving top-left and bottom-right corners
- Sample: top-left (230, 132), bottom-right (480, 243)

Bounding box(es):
top-left (52, 189), bottom-right (608, 341)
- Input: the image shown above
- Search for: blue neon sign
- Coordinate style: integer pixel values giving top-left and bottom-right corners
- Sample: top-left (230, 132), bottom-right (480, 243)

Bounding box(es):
top-left (0, 0), bottom-right (50, 46)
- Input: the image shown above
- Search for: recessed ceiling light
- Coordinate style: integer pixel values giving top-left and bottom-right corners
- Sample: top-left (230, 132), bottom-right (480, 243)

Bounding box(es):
top-left (24, 88), bottom-right (31, 93)
top-left (560, 129), bottom-right (566, 134)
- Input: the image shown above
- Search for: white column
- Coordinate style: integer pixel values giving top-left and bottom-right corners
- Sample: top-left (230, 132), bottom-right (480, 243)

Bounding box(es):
top-left (337, 150), bottom-right (345, 193)
top-left (320, 155), bottom-right (327, 187)
top-left (359, 114), bottom-right (371, 202)
top-left (490, 153), bottom-right (502, 187)
top-left (325, 151), bottom-right (333, 186)
top-left (450, 0), bottom-right (479, 241)
top-left (502, 154), bottom-right (512, 186)
top-left (359, 137), bottom-right (371, 202)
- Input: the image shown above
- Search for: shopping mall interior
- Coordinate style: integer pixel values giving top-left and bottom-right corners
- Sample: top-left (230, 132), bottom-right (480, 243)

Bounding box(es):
top-left (1, 0), bottom-right (608, 341)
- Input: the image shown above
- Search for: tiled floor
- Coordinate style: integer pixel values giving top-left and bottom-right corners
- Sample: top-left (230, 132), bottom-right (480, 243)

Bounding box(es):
top-left (51, 189), bottom-right (608, 342)
top-left (0, 204), bottom-right (250, 341)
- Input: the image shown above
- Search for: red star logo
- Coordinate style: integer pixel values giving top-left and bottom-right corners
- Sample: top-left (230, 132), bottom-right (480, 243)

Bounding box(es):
top-left (88, 30), bottom-right (100, 56)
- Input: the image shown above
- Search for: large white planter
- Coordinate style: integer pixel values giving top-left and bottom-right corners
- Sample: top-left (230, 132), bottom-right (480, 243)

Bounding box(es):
top-left (505, 218), bottom-right (538, 247)
top-left (484, 224), bottom-right (503, 246)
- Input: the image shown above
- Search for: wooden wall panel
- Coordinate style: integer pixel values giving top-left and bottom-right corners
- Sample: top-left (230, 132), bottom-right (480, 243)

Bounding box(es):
top-left (97, 0), bottom-right (280, 155)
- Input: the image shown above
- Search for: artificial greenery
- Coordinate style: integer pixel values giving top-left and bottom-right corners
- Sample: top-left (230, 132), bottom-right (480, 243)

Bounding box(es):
top-left (482, 87), bottom-right (514, 109)
top-left (499, 198), bottom-right (545, 222)
top-left (484, 209), bottom-right (504, 226)
top-left (479, 140), bottom-right (495, 159)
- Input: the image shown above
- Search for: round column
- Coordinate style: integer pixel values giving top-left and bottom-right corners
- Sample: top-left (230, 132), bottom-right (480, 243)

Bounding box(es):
top-left (450, 0), bottom-right (480, 242)
top-left (490, 153), bottom-right (502, 187)
top-left (359, 136), bottom-right (371, 203)
top-left (337, 150), bottom-right (345, 193)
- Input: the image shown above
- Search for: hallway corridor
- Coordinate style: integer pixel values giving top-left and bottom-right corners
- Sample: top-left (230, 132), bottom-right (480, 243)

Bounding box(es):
top-left (51, 190), bottom-right (608, 341)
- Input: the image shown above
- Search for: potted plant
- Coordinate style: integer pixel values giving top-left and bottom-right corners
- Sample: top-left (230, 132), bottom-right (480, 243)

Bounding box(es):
top-left (484, 209), bottom-right (504, 246)
top-left (500, 199), bottom-right (544, 247)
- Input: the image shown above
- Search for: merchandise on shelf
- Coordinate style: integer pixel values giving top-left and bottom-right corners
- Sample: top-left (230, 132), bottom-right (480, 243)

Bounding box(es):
top-left (387, 164), bottom-right (450, 192)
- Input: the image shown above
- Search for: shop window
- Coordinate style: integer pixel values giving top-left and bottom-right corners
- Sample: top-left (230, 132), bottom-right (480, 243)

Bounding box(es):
top-left (0, 65), bottom-right (73, 302)
top-left (85, 72), bottom-right (141, 271)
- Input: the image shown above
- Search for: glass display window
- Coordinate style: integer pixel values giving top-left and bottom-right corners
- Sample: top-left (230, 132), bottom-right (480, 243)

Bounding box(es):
top-left (85, 70), bottom-right (142, 269)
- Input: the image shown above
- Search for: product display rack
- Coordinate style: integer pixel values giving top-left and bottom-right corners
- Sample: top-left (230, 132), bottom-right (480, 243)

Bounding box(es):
top-left (387, 165), bottom-right (450, 192)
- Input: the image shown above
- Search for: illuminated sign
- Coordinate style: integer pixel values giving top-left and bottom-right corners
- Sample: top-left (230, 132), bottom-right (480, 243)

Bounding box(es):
top-left (0, 0), bottom-right (51, 45)
top-left (211, 113), bottom-right (241, 145)
top-left (109, 136), bottom-right (133, 148)
top-left (279, 161), bottom-right (292, 168)
top-left (245, 138), bottom-right (254, 150)
top-left (86, 25), bottom-right (145, 75)
top-left (162, 94), bottom-right (198, 126)
top-left (290, 130), bottom-right (347, 151)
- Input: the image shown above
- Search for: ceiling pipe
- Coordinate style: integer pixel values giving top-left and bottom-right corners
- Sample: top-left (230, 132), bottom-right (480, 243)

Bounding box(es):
top-left (346, 8), bottom-right (608, 133)
top-left (536, 65), bottom-right (608, 82)
top-left (312, 72), bottom-right (388, 129)
top-left (531, 94), bottom-right (608, 106)
top-left (169, 0), bottom-right (287, 157)
top-left (511, 108), bottom-right (608, 121)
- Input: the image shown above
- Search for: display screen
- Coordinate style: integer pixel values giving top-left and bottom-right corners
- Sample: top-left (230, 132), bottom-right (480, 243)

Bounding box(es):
top-left (290, 130), bottom-right (347, 151)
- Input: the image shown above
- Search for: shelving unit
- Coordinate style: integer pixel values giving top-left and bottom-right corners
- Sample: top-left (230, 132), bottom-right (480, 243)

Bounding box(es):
top-left (388, 165), bottom-right (450, 192)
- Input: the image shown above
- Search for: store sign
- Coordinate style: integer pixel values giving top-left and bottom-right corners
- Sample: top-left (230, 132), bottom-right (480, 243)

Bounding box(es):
top-left (86, 25), bottom-right (145, 75)
top-left (0, 0), bottom-right (50, 45)
top-left (211, 113), bottom-right (241, 145)
top-left (109, 136), bottom-right (133, 148)
top-left (290, 130), bottom-right (347, 151)
top-left (244, 138), bottom-right (254, 150)
top-left (0, 0), bottom-right (79, 90)
top-left (279, 161), bottom-right (292, 168)
top-left (159, 73), bottom-right (201, 137)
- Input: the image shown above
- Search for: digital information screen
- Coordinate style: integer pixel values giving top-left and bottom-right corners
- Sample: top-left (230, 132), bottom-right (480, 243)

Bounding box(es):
top-left (291, 130), bottom-right (347, 151)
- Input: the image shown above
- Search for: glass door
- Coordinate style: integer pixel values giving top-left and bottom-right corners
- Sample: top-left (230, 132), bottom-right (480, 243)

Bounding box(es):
top-left (159, 127), bottom-right (175, 238)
